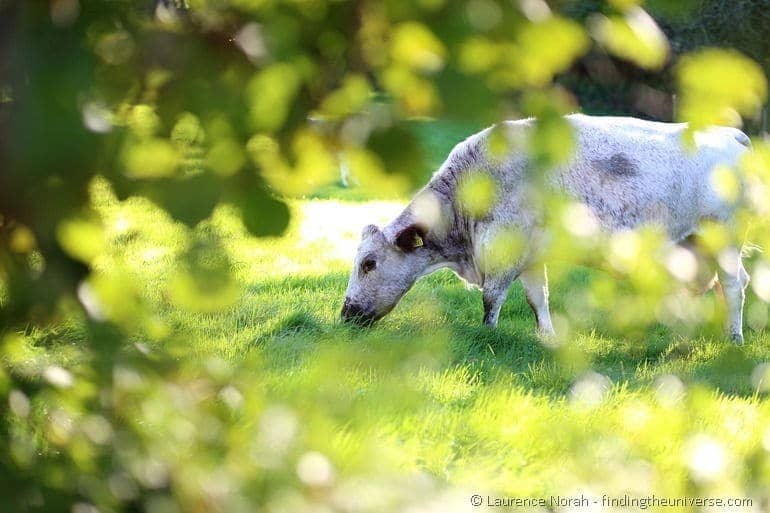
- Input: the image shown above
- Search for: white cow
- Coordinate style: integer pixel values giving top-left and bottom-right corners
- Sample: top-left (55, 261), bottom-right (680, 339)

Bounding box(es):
top-left (342, 114), bottom-right (752, 343)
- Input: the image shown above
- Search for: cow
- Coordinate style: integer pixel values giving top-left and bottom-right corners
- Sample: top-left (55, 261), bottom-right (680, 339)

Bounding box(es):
top-left (341, 114), bottom-right (752, 343)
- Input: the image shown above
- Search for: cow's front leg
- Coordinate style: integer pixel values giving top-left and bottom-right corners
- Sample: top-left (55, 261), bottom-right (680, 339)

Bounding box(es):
top-left (520, 265), bottom-right (555, 336)
top-left (717, 250), bottom-right (750, 344)
top-left (482, 272), bottom-right (518, 328)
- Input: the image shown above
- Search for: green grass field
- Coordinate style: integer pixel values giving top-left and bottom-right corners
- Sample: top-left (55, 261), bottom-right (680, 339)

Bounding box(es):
top-left (8, 123), bottom-right (770, 511)
top-left (26, 189), bottom-right (770, 506)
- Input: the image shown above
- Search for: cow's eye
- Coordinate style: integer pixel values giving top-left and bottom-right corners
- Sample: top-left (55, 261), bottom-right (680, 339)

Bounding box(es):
top-left (362, 259), bottom-right (376, 273)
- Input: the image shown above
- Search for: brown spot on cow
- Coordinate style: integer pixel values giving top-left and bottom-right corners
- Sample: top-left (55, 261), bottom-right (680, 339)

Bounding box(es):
top-left (592, 153), bottom-right (639, 177)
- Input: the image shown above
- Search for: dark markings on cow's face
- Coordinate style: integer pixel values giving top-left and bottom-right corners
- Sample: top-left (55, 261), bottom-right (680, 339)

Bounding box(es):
top-left (592, 153), bottom-right (638, 178)
top-left (342, 223), bottom-right (437, 325)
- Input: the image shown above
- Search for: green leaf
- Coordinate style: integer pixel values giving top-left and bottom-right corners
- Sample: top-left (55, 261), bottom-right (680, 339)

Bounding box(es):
top-left (677, 48), bottom-right (768, 132)
top-left (590, 8), bottom-right (669, 70)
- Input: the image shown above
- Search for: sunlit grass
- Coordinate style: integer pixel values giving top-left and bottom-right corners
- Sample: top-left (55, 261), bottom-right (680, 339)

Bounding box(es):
top-left (44, 192), bottom-right (770, 503)
top-left (91, 187), bottom-right (770, 390)
top-left (6, 188), bottom-right (770, 510)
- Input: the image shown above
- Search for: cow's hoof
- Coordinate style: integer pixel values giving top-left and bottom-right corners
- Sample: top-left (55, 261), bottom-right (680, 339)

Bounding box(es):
top-left (730, 333), bottom-right (744, 345)
top-left (536, 329), bottom-right (557, 340)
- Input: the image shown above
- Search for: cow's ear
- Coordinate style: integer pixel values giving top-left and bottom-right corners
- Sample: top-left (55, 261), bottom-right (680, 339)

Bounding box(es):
top-left (362, 224), bottom-right (383, 239)
top-left (394, 224), bottom-right (426, 253)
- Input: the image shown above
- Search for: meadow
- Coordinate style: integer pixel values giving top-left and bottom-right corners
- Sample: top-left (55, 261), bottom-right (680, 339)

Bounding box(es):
top-left (10, 121), bottom-right (770, 512)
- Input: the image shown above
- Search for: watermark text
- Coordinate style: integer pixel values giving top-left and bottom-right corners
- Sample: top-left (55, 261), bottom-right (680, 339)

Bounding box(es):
top-left (469, 493), bottom-right (753, 510)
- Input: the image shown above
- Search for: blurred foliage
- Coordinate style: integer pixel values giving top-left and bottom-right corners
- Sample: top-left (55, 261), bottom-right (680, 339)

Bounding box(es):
top-left (676, 49), bottom-right (767, 134)
top-left (1, 0), bottom-right (770, 512)
top-left (560, 0), bottom-right (770, 126)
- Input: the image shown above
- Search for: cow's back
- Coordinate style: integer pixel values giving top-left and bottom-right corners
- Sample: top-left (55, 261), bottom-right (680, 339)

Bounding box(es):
top-left (558, 114), bottom-right (747, 240)
top-left (424, 114), bottom-right (749, 263)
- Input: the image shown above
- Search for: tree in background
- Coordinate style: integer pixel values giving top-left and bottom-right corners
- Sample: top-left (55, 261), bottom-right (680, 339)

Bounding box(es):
top-left (557, 0), bottom-right (770, 126)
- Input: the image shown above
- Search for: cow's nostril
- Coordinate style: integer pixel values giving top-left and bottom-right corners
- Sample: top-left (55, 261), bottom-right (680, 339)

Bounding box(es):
top-left (341, 301), bottom-right (374, 325)
top-left (342, 303), bottom-right (363, 318)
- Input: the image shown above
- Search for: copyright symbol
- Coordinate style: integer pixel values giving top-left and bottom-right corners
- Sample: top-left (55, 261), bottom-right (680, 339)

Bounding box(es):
top-left (470, 495), bottom-right (483, 507)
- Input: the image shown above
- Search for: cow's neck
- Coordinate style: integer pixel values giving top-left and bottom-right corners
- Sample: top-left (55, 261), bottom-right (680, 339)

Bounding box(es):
top-left (385, 197), bottom-right (478, 284)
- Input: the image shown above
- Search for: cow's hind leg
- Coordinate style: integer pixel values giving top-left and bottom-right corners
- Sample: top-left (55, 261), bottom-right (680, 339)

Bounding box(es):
top-left (482, 271), bottom-right (518, 328)
top-left (716, 249), bottom-right (750, 344)
top-left (520, 264), bottom-right (555, 336)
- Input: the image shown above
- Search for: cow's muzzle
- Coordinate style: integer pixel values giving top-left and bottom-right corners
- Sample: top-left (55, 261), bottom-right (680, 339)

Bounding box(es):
top-left (341, 298), bottom-right (376, 326)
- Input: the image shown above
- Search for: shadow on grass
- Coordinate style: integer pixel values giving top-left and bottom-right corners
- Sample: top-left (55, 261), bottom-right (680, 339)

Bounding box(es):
top-left (244, 270), bottom-right (768, 398)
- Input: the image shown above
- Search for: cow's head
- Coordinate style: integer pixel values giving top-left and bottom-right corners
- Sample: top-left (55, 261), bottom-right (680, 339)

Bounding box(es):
top-left (341, 222), bottom-right (435, 325)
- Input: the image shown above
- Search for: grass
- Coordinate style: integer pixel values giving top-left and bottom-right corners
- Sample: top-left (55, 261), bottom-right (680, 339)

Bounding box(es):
top-left (7, 121), bottom-right (770, 510)
top-left (47, 183), bottom-right (770, 503)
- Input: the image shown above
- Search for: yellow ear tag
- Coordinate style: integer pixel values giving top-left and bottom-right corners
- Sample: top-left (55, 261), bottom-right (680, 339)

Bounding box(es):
top-left (414, 234), bottom-right (424, 248)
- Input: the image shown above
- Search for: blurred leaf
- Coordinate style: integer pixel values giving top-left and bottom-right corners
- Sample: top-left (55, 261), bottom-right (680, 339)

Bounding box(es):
top-left (249, 131), bottom-right (338, 196)
top-left (206, 138), bottom-right (246, 177)
top-left (479, 226), bottom-right (525, 274)
top-left (8, 226), bottom-right (36, 254)
top-left (367, 125), bottom-right (427, 191)
top-left (238, 193), bottom-right (290, 237)
top-left (225, 170), bottom-right (290, 237)
top-left (676, 48), bottom-right (768, 132)
top-left (247, 63), bottom-right (301, 133)
top-left (95, 30), bottom-right (135, 66)
top-left (345, 147), bottom-right (410, 196)
top-left (511, 16), bottom-right (589, 88)
top-left (382, 66), bottom-right (442, 116)
top-left (709, 165), bottom-right (741, 203)
top-left (84, 272), bottom-right (146, 325)
top-left (56, 216), bottom-right (105, 264)
top-left (167, 232), bottom-right (242, 313)
top-left (143, 173), bottom-right (221, 227)
top-left (121, 137), bottom-right (181, 179)
top-left (590, 8), bottom-right (669, 70)
top-left (523, 88), bottom-right (577, 168)
top-left (530, 116), bottom-right (575, 169)
top-left (456, 170), bottom-right (498, 219)
top-left (390, 22), bottom-right (446, 74)
top-left (128, 105), bottom-right (162, 139)
top-left (458, 36), bottom-right (500, 75)
top-left (318, 74), bottom-right (372, 119)
top-left (171, 113), bottom-right (205, 147)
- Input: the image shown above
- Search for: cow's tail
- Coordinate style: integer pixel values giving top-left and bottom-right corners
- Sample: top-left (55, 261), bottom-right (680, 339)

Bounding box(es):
top-left (741, 241), bottom-right (763, 258)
